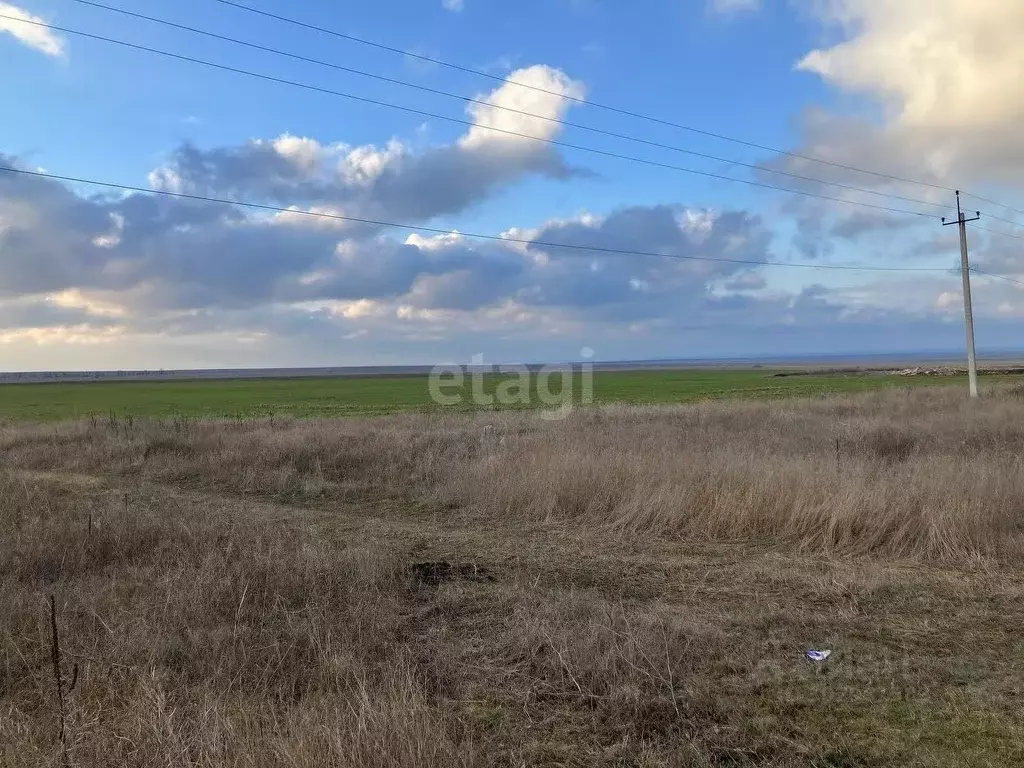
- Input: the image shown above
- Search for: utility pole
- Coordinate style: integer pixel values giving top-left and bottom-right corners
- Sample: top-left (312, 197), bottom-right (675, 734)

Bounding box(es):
top-left (942, 191), bottom-right (981, 398)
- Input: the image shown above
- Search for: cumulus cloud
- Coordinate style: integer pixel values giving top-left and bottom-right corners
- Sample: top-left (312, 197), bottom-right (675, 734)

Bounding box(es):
top-left (511, 206), bottom-right (770, 315)
top-left (797, 1), bottom-right (1023, 134)
top-left (459, 65), bottom-right (586, 149)
top-left (148, 66), bottom-right (586, 224)
top-left (780, 0), bottom-right (1024, 193)
top-left (0, 154), bottom-right (509, 313)
top-left (752, 1), bottom-right (1024, 253)
top-left (0, 2), bottom-right (65, 57)
top-left (8, 153), bottom-right (990, 366)
top-left (0, 152), bottom-right (799, 348)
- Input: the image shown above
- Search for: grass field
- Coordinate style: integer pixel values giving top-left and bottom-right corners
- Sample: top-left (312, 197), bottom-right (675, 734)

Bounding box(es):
top-left (3, 386), bottom-right (1023, 766)
top-left (0, 368), bottom-right (974, 420)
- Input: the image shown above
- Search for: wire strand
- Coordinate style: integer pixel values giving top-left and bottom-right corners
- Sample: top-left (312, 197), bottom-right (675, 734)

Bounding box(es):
top-left (975, 225), bottom-right (1024, 242)
top-left (0, 14), bottom-right (941, 220)
top-left (208, 0), bottom-right (957, 194)
top-left (67, 0), bottom-right (950, 212)
top-left (972, 268), bottom-right (1024, 287)
top-left (0, 165), bottom-right (956, 274)
top-left (209, 0), bottom-right (1024, 226)
top-left (961, 192), bottom-right (1024, 220)
top-left (978, 213), bottom-right (1024, 229)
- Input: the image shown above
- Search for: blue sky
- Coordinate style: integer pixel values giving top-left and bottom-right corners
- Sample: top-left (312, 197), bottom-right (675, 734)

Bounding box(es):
top-left (1, 0), bottom-right (1023, 370)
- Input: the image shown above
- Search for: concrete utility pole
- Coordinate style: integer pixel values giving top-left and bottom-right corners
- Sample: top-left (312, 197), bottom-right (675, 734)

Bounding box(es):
top-left (942, 191), bottom-right (981, 398)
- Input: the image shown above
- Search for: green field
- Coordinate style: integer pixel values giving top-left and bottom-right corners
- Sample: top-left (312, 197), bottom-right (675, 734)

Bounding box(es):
top-left (0, 369), bottom-right (979, 421)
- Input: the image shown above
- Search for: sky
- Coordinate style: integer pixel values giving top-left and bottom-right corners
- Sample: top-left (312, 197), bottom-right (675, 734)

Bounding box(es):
top-left (1, 0), bottom-right (1024, 370)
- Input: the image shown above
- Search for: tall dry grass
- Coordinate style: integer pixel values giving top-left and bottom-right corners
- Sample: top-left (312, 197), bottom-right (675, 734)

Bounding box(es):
top-left (4, 386), bottom-right (1024, 765)
top-left (3, 385), bottom-right (1023, 560)
top-left (0, 474), bottom-right (475, 767)
top-left (0, 460), bottom-right (814, 767)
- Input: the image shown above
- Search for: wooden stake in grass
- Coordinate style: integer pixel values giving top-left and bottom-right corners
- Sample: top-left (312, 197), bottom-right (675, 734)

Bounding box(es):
top-left (48, 595), bottom-right (77, 754)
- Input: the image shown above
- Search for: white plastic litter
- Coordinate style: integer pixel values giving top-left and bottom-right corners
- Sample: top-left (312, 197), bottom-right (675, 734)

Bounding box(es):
top-left (805, 650), bottom-right (832, 662)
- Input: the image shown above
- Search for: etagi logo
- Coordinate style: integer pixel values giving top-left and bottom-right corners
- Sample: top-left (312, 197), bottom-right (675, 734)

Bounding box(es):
top-left (428, 348), bottom-right (595, 420)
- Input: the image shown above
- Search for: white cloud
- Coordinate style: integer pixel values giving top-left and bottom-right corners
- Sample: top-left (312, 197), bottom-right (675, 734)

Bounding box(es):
top-left (797, 1), bottom-right (1024, 132)
top-left (272, 205), bottom-right (349, 231)
top-left (786, 0), bottom-right (1024, 188)
top-left (404, 231), bottom-right (464, 251)
top-left (0, 2), bottom-right (66, 58)
top-left (460, 65), bottom-right (586, 149)
top-left (708, 0), bottom-right (760, 15)
top-left (442, 0), bottom-right (464, 10)
top-left (338, 139), bottom-right (407, 185)
top-left (269, 134), bottom-right (327, 173)
top-left (148, 166), bottom-right (185, 193)
top-left (146, 66), bottom-right (585, 224)
top-left (0, 155), bottom-right (789, 331)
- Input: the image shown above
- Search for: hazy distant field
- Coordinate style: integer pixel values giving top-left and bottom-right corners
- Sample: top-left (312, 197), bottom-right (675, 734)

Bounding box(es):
top-left (0, 368), bottom-right (975, 420)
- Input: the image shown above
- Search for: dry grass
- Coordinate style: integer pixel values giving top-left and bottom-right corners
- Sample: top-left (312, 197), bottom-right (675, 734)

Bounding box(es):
top-left (2, 386), bottom-right (1024, 766)
top-left (1, 477), bottom-right (473, 767)
top-left (5, 385), bottom-right (1024, 561)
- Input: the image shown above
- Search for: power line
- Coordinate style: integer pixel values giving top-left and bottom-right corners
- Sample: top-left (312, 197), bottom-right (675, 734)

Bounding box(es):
top-left (969, 227), bottom-right (1024, 288)
top-left (0, 165), bottom-right (955, 274)
top-left (66, 0), bottom-right (950, 213)
top-left (973, 268), bottom-right (1024, 287)
top-left (975, 225), bottom-right (1024, 242)
top-left (961, 192), bottom-right (1024, 221)
top-left (978, 213), bottom-right (1024, 229)
top-left (207, 0), bottom-right (957, 195)
top-left (1, 14), bottom-right (941, 220)
top-left (208, 0), bottom-right (1024, 228)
